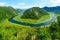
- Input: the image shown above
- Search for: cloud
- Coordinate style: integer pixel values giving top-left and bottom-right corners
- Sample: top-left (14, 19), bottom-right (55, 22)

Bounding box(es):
top-left (12, 4), bottom-right (38, 9)
top-left (0, 2), bottom-right (6, 6)
top-left (18, 2), bottom-right (26, 5)
top-left (39, 2), bottom-right (46, 8)
top-left (50, 0), bottom-right (60, 6)
top-left (12, 5), bottom-right (35, 9)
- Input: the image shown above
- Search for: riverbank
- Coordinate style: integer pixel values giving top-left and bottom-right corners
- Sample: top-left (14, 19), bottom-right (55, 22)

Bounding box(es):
top-left (8, 13), bottom-right (56, 27)
top-left (13, 15), bottom-right (50, 24)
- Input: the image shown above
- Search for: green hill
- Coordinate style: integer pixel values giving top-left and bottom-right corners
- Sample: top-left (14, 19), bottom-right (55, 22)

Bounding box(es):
top-left (0, 6), bottom-right (18, 22)
top-left (14, 7), bottom-right (50, 24)
top-left (21, 7), bottom-right (49, 19)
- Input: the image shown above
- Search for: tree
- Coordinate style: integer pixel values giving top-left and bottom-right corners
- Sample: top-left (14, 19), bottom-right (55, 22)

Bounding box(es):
top-left (57, 16), bottom-right (60, 26)
top-left (49, 22), bottom-right (60, 40)
top-left (36, 27), bottom-right (51, 40)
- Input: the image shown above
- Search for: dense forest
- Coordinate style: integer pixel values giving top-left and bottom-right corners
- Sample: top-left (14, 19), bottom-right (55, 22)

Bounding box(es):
top-left (0, 6), bottom-right (60, 40)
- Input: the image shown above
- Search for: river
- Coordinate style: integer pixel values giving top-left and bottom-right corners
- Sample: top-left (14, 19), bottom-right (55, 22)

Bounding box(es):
top-left (8, 13), bottom-right (56, 27)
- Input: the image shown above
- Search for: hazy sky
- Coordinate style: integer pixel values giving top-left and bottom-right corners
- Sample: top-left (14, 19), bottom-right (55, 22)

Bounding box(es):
top-left (0, 0), bottom-right (60, 9)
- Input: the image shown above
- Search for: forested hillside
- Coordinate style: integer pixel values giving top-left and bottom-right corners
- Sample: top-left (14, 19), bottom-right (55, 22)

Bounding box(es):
top-left (43, 6), bottom-right (60, 12)
top-left (21, 7), bottom-right (49, 19)
top-left (0, 6), bottom-right (18, 22)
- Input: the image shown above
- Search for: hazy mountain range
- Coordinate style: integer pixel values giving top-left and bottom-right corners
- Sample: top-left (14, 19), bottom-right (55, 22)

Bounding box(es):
top-left (17, 6), bottom-right (60, 13)
top-left (43, 6), bottom-right (60, 12)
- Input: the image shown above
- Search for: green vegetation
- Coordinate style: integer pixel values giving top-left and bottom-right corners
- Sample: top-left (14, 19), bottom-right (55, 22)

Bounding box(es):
top-left (0, 6), bottom-right (60, 40)
top-left (0, 16), bottom-right (60, 40)
top-left (55, 12), bottom-right (60, 17)
top-left (0, 6), bottom-right (18, 23)
top-left (14, 15), bottom-right (50, 24)
top-left (21, 7), bottom-right (49, 19)
top-left (49, 16), bottom-right (60, 40)
top-left (0, 19), bottom-right (51, 40)
top-left (14, 7), bottom-right (50, 24)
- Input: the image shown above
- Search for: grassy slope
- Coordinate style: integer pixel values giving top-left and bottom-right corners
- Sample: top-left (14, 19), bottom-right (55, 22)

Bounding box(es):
top-left (55, 14), bottom-right (60, 17)
top-left (13, 15), bottom-right (50, 24)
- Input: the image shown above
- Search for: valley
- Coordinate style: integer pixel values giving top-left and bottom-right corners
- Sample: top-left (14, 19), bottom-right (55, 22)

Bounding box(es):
top-left (0, 6), bottom-right (60, 40)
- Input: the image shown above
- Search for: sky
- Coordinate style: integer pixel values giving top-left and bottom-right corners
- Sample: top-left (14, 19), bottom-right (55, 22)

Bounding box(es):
top-left (0, 0), bottom-right (60, 9)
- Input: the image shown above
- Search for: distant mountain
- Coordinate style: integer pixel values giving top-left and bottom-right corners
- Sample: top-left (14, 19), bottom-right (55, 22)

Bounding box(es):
top-left (16, 9), bottom-right (23, 13)
top-left (21, 7), bottom-right (49, 19)
top-left (16, 9), bottom-right (26, 12)
top-left (43, 6), bottom-right (60, 12)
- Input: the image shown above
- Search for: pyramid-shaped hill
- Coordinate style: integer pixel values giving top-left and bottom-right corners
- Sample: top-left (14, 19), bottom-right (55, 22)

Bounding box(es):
top-left (21, 7), bottom-right (49, 19)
